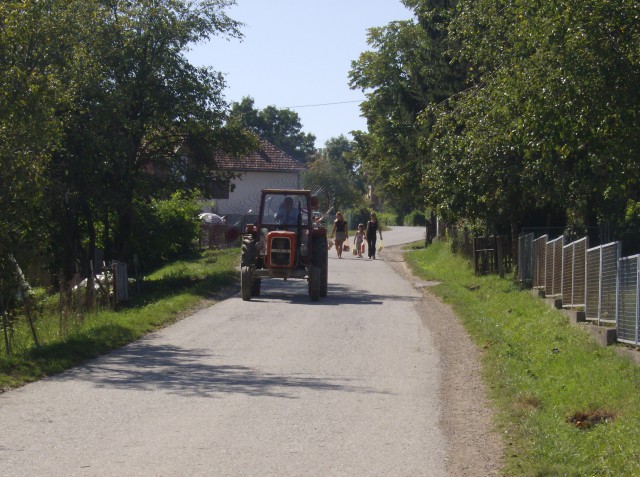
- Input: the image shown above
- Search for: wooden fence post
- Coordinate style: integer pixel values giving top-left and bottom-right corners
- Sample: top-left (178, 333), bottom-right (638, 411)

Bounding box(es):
top-left (497, 236), bottom-right (505, 277)
top-left (472, 236), bottom-right (479, 275)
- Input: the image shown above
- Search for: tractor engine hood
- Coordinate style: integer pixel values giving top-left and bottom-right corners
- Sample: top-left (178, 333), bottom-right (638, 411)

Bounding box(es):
top-left (266, 230), bottom-right (297, 269)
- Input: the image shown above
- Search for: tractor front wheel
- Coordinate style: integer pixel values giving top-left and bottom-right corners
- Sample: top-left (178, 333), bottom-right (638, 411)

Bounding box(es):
top-left (241, 240), bottom-right (257, 267)
top-left (241, 266), bottom-right (252, 301)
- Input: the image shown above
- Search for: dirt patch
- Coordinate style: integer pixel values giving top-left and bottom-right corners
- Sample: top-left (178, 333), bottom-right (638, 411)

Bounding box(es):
top-left (567, 409), bottom-right (615, 429)
top-left (384, 245), bottom-right (504, 476)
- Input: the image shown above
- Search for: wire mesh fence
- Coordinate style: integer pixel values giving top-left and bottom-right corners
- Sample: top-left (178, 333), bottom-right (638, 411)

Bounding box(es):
top-left (586, 242), bottom-right (620, 325)
top-left (618, 255), bottom-right (639, 346)
top-left (465, 225), bottom-right (640, 346)
top-left (518, 233), bottom-right (534, 286)
top-left (544, 236), bottom-right (564, 297)
top-left (532, 235), bottom-right (547, 289)
top-left (562, 237), bottom-right (587, 309)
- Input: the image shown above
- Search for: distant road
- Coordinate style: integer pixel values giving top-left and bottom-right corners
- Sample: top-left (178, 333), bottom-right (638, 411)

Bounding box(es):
top-left (0, 227), bottom-right (454, 477)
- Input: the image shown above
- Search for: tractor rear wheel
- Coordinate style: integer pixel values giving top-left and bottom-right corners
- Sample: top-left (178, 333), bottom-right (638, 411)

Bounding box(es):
top-left (320, 266), bottom-right (328, 297)
top-left (251, 277), bottom-right (261, 296)
top-left (312, 236), bottom-right (328, 297)
top-left (308, 266), bottom-right (321, 301)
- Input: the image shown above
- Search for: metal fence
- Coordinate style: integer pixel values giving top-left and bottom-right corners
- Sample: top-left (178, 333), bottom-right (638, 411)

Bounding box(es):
top-left (585, 242), bottom-right (620, 325)
top-left (544, 236), bottom-right (564, 297)
top-left (562, 237), bottom-right (588, 309)
top-left (532, 235), bottom-right (547, 289)
top-left (518, 230), bottom-right (640, 345)
top-left (518, 233), bottom-right (534, 287)
top-left (618, 255), bottom-right (640, 346)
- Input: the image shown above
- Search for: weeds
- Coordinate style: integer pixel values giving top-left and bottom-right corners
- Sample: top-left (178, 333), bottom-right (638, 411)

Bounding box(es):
top-left (0, 248), bottom-right (239, 391)
top-left (405, 241), bottom-right (640, 476)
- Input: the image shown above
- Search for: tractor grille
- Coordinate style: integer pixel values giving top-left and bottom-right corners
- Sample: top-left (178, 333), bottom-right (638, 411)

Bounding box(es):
top-left (270, 237), bottom-right (292, 266)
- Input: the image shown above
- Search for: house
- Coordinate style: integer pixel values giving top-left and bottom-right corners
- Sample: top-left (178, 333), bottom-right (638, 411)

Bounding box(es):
top-left (208, 137), bottom-right (307, 223)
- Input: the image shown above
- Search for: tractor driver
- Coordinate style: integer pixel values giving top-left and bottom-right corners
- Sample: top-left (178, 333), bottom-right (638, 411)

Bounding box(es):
top-left (275, 197), bottom-right (299, 225)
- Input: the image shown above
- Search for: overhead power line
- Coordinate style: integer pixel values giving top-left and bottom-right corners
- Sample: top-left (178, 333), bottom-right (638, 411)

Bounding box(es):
top-left (285, 99), bottom-right (365, 109)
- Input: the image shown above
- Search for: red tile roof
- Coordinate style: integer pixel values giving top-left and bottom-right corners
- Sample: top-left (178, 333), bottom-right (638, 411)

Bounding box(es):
top-left (213, 138), bottom-right (307, 172)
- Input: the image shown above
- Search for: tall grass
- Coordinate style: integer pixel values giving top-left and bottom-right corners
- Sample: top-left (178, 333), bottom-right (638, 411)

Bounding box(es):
top-left (405, 241), bottom-right (640, 476)
top-left (0, 248), bottom-right (239, 391)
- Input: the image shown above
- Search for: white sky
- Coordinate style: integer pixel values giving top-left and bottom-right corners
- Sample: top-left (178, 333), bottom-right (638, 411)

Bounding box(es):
top-left (187, 0), bottom-right (414, 148)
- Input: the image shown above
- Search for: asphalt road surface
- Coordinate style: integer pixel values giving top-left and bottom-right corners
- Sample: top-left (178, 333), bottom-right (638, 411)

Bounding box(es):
top-left (0, 227), bottom-right (454, 477)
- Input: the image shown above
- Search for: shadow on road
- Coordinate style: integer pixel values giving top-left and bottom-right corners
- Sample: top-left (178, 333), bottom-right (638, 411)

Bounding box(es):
top-left (61, 343), bottom-right (390, 399)
top-left (247, 282), bottom-right (420, 306)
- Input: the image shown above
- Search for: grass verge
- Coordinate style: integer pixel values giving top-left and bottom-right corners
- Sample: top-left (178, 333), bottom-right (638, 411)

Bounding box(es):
top-left (404, 241), bottom-right (640, 476)
top-left (0, 248), bottom-right (239, 391)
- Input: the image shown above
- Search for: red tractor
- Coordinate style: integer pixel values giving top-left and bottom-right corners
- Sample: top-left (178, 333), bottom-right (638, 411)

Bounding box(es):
top-left (240, 189), bottom-right (329, 301)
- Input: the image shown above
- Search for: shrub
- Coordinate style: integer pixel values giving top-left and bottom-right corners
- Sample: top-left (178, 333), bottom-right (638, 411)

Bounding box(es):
top-left (348, 208), bottom-right (372, 229)
top-left (376, 211), bottom-right (399, 226)
top-left (403, 210), bottom-right (427, 226)
top-left (130, 191), bottom-right (202, 270)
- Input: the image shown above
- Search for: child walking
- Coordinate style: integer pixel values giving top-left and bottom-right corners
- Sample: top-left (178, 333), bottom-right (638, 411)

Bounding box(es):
top-left (354, 223), bottom-right (365, 258)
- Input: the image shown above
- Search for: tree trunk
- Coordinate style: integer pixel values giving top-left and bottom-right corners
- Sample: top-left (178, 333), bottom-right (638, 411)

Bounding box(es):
top-left (103, 210), bottom-right (112, 263)
top-left (1, 296), bottom-right (10, 357)
top-left (61, 201), bottom-right (82, 282)
top-left (25, 298), bottom-right (39, 348)
top-left (114, 203), bottom-right (133, 263)
top-left (511, 219), bottom-right (519, 277)
top-left (84, 209), bottom-right (96, 312)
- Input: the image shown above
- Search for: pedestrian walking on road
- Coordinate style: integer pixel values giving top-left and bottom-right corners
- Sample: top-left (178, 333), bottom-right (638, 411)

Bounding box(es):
top-left (366, 212), bottom-right (383, 259)
top-left (330, 211), bottom-right (348, 258)
top-left (353, 224), bottom-right (365, 258)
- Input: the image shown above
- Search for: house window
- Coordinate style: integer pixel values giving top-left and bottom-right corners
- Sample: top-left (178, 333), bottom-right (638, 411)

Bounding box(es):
top-left (211, 180), bottom-right (230, 199)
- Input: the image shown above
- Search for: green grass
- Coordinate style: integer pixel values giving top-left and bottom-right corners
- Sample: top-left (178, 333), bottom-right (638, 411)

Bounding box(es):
top-left (4, 240), bottom-right (640, 475)
top-left (404, 241), bottom-right (640, 476)
top-left (0, 248), bottom-right (239, 391)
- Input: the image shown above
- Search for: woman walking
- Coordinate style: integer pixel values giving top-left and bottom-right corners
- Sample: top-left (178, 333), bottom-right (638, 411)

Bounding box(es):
top-left (366, 212), bottom-right (383, 259)
top-left (330, 211), bottom-right (349, 258)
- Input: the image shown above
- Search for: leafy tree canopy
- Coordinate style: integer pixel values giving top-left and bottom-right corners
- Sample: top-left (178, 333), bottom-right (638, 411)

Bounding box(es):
top-left (351, 0), bottom-right (640, 242)
top-left (229, 96), bottom-right (317, 163)
top-left (348, 1), bottom-right (466, 213)
top-left (1, 0), bottom-right (244, 284)
top-left (303, 135), bottom-right (365, 213)
top-left (425, 0), bottom-right (640, 235)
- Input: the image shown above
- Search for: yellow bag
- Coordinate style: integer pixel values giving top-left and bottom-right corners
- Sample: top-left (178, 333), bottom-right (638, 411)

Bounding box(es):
top-left (352, 247), bottom-right (358, 255)
top-left (378, 240), bottom-right (384, 254)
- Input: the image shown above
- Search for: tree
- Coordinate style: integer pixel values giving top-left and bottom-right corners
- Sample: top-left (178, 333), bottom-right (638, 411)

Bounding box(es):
top-left (323, 135), bottom-right (360, 173)
top-left (0, 0), bottom-right (75, 300)
top-left (425, 0), bottom-right (640, 240)
top-left (229, 97), bottom-right (317, 163)
top-left (41, 0), bottom-right (243, 279)
top-left (303, 136), bottom-right (365, 213)
top-left (348, 0), bottom-right (466, 213)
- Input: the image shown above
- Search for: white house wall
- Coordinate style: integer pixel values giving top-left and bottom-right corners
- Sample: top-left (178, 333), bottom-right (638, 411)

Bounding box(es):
top-left (213, 171), bottom-right (302, 216)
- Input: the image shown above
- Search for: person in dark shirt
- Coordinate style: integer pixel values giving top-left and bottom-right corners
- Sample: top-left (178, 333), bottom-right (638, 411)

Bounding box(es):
top-left (366, 212), bottom-right (383, 259)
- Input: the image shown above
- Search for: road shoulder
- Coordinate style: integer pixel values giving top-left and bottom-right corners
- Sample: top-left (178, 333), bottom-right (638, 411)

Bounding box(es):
top-left (384, 245), bottom-right (504, 476)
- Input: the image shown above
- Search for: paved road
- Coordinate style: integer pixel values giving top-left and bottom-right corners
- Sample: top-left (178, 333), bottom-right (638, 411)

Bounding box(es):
top-left (1, 227), bottom-right (449, 476)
